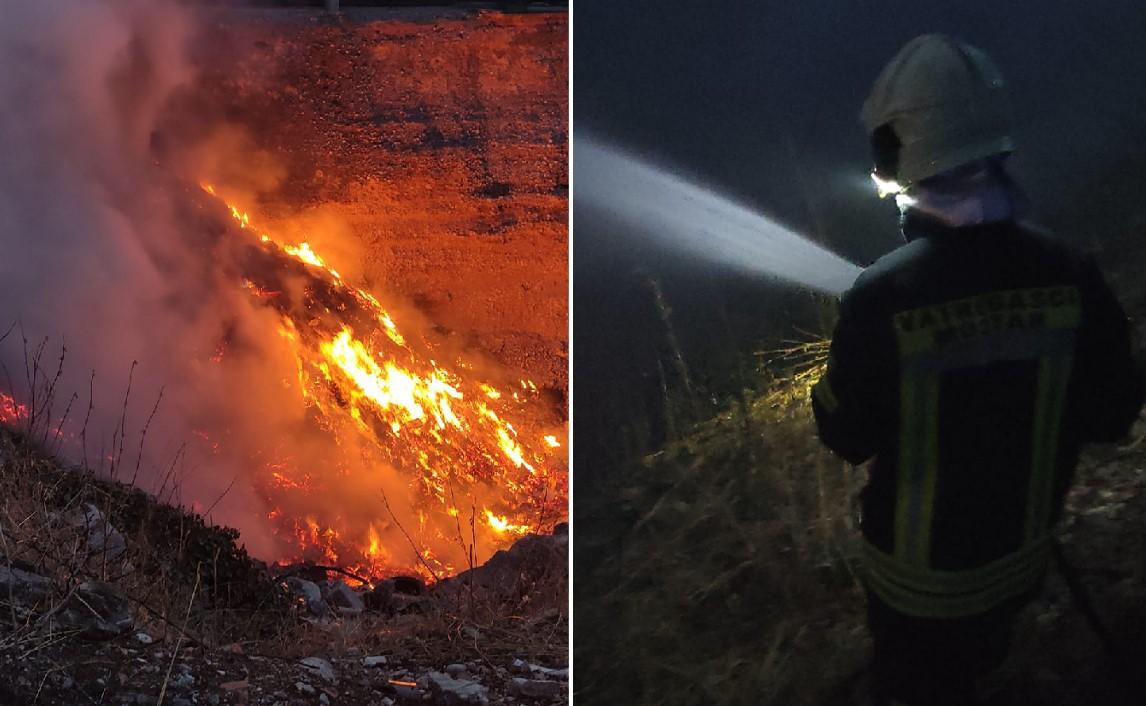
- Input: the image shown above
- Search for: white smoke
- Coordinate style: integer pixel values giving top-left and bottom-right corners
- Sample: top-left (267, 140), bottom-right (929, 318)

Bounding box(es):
top-left (0, 0), bottom-right (280, 556)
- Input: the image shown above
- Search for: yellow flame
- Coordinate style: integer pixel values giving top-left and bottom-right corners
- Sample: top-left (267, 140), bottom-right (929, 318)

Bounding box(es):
top-left (284, 242), bottom-right (341, 279)
top-left (484, 509), bottom-right (531, 536)
top-left (321, 327), bottom-right (463, 432)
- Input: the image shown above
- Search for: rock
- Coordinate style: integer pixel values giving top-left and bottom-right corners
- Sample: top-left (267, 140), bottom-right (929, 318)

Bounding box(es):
top-left (300, 656), bottom-right (338, 684)
top-left (319, 694), bottom-right (330, 706)
top-left (0, 564), bottom-right (53, 614)
top-left (365, 580), bottom-right (393, 613)
top-left (366, 579), bottom-right (430, 615)
top-left (426, 671), bottom-right (489, 706)
top-left (392, 575), bottom-right (425, 595)
top-left (445, 663), bottom-right (467, 679)
top-left (80, 504), bottom-right (127, 561)
top-left (134, 631), bottom-right (154, 645)
top-left (390, 684), bottom-right (423, 704)
top-left (295, 681), bottom-right (316, 696)
top-left (54, 581), bottom-right (133, 640)
top-left (285, 577), bottom-right (329, 617)
top-left (524, 662), bottom-right (568, 681)
top-left (507, 678), bottom-right (565, 700)
top-left (323, 578), bottom-right (365, 616)
top-left (169, 671), bottom-right (195, 691)
top-left (363, 656), bottom-right (388, 668)
top-left (436, 533), bottom-right (565, 601)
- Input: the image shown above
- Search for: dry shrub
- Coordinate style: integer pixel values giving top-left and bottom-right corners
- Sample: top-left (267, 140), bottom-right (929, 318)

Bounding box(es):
top-left (0, 429), bottom-right (289, 652)
top-left (0, 425), bottom-right (565, 667)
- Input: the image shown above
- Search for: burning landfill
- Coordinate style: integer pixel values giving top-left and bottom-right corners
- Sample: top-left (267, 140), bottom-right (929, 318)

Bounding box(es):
top-left (0, 1), bottom-right (567, 704)
top-left (193, 181), bottom-right (566, 581)
top-left (0, 0), bottom-right (568, 586)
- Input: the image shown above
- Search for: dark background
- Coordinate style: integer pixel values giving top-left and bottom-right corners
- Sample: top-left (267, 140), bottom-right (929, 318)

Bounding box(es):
top-left (573, 0), bottom-right (1146, 488)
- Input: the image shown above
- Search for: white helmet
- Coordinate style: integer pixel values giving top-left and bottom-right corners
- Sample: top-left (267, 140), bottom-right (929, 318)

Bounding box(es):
top-left (862, 34), bottom-right (1014, 188)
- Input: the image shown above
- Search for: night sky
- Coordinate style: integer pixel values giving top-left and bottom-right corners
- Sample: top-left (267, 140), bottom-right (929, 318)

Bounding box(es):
top-left (573, 1), bottom-right (1146, 485)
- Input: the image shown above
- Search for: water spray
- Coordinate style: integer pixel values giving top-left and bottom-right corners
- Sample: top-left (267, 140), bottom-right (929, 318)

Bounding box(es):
top-left (575, 136), bottom-right (863, 296)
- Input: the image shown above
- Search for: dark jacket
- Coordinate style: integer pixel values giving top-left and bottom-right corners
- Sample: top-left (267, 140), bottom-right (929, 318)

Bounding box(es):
top-left (811, 213), bottom-right (1143, 617)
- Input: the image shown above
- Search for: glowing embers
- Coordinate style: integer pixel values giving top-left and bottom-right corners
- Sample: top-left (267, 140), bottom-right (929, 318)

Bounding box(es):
top-left (0, 391), bottom-right (27, 424)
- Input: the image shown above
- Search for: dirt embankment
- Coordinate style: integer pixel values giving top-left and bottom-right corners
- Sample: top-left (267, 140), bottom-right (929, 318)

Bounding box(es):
top-left (174, 8), bottom-right (568, 397)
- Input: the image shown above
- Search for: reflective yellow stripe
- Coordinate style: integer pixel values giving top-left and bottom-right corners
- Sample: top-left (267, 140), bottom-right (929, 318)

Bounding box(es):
top-left (878, 285), bottom-right (1081, 618)
top-left (916, 377), bottom-right (940, 565)
top-left (894, 375), bottom-right (919, 561)
top-left (894, 372), bottom-right (939, 565)
top-left (812, 377), bottom-right (839, 413)
top-left (1025, 354), bottom-right (1073, 541)
top-left (862, 539), bottom-right (1050, 618)
top-left (863, 537), bottom-right (1050, 593)
top-left (865, 559), bottom-right (1044, 618)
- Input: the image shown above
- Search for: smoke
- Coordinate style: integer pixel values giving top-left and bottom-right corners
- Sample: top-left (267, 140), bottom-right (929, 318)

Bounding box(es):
top-left (574, 136), bottom-right (862, 296)
top-left (0, 0), bottom-right (287, 555)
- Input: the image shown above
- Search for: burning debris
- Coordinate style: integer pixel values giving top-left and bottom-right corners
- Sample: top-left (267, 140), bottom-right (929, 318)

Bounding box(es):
top-left (191, 183), bottom-right (567, 580)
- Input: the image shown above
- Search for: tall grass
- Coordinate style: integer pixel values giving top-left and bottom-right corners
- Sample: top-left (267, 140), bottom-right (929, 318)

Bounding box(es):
top-left (574, 360), bottom-right (870, 705)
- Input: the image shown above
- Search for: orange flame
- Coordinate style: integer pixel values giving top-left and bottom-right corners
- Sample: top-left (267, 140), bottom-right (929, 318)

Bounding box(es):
top-left (198, 183), bottom-right (566, 579)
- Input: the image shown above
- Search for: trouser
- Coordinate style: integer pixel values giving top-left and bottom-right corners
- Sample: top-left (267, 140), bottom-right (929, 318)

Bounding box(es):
top-left (866, 591), bottom-right (1026, 706)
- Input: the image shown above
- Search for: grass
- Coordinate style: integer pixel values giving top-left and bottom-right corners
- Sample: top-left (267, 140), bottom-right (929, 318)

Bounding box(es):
top-left (0, 422), bottom-right (566, 656)
top-left (574, 351), bottom-right (871, 706)
top-left (0, 337), bottom-right (567, 704)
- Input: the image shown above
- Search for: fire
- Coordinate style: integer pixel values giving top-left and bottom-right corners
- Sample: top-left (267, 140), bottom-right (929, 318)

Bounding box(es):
top-left (0, 391), bottom-right (27, 425)
top-left (484, 509), bottom-right (532, 536)
top-left (284, 242), bottom-right (341, 279)
top-left (197, 183), bottom-right (566, 579)
top-left (321, 327), bottom-right (464, 433)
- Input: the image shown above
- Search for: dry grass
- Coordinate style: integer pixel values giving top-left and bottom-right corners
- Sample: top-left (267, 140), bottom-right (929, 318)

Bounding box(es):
top-left (0, 425), bottom-right (565, 663)
top-left (574, 359), bottom-right (870, 706)
top-left (0, 333), bottom-right (566, 703)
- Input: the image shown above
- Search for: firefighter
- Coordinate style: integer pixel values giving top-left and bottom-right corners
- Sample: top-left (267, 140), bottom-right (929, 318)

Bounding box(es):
top-left (811, 34), bottom-right (1145, 705)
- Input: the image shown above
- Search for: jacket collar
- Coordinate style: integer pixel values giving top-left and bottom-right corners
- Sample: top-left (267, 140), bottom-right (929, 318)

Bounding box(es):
top-left (899, 210), bottom-right (1017, 243)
